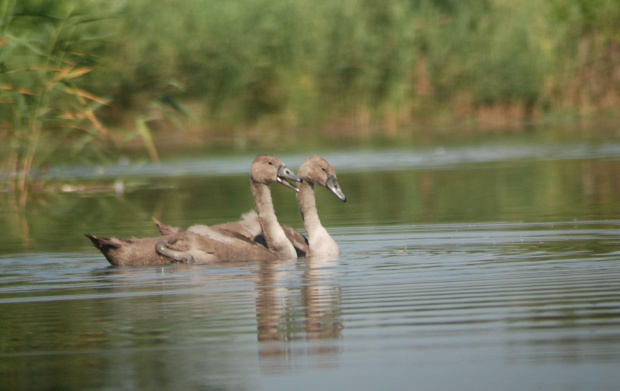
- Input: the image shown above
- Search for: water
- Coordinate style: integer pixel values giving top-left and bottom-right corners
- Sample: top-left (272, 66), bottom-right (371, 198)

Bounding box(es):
top-left (1, 131), bottom-right (620, 390)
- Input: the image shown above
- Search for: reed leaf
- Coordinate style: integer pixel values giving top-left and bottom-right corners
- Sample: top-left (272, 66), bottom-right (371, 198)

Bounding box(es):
top-left (135, 116), bottom-right (160, 164)
top-left (0, 3), bottom-right (114, 207)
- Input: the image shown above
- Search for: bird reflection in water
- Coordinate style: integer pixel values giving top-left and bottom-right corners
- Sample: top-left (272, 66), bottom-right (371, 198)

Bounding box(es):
top-left (255, 256), bottom-right (343, 373)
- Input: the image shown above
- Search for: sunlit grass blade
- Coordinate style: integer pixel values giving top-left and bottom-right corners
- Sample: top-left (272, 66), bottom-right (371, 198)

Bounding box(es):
top-left (135, 116), bottom-right (160, 164)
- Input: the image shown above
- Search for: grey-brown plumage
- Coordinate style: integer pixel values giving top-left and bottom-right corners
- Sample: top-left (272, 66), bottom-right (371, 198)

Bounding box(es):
top-left (85, 155), bottom-right (301, 266)
top-left (85, 230), bottom-right (287, 266)
top-left (155, 156), bottom-right (346, 259)
top-left (295, 155), bottom-right (346, 259)
top-left (154, 214), bottom-right (309, 257)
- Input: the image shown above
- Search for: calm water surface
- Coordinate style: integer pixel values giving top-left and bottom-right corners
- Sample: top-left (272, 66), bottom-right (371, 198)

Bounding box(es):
top-left (1, 133), bottom-right (620, 390)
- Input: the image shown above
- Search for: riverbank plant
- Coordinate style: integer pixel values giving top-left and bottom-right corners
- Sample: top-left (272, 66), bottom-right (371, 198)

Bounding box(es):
top-left (0, 1), bottom-right (115, 206)
top-left (1, 0), bottom-right (619, 205)
top-left (4, 0), bottom-right (619, 137)
top-left (104, 0), bottom-right (619, 133)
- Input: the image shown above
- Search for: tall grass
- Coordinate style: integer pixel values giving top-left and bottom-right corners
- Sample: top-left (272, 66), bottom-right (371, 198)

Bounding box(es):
top-left (103, 0), bottom-right (619, 133)
top-left (3, 0), bottom-right (620, 151)
top-left (0, 1), bottom-right (114, 206)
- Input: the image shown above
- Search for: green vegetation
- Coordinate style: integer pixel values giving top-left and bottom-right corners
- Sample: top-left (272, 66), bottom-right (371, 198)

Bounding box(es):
top-left (96, 0), bottom-right (620, 131)
top-left (0, 1), bottom-right (114, 206)
top-left (1, 0), bottom-right (619, 204)
top-left (0, 0), bottom-right (186, 205)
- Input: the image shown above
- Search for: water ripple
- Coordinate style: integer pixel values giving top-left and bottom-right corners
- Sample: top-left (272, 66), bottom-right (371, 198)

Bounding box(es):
top-left (1, 219), bottom-right (619, 388)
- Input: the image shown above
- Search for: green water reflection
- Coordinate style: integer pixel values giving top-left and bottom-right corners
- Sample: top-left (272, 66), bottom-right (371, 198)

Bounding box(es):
top-left (1, 155), bottom-right (619, 255)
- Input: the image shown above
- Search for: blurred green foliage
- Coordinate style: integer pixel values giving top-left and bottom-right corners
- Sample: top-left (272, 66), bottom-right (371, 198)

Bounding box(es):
top-left (105, 0), bottom-right (620, 130)
top-left (2, 0), bottom-right (620, 140)
top-left (0, 0), bottom-right (118, 206)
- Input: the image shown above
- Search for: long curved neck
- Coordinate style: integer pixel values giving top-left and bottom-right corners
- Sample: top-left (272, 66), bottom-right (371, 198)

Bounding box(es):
top-left (297, 181), bottom-right (339, 257)
top-left (251, 180), bottom-right (297, 259)
top-left (297, 181), bottom-right (322, 235)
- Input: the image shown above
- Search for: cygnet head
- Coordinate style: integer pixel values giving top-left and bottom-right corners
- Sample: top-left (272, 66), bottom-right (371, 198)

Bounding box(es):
top-left (298, 156), bottom-right (347, 202)
top-left (251, 155), bottom-right (301, 191)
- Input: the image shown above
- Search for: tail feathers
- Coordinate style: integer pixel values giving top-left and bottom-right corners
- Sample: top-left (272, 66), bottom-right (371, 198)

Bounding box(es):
top-left (84, 233), bottom-right (122, 250)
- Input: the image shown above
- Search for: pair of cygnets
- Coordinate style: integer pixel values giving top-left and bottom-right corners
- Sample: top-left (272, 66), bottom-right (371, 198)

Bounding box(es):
top-left (86, 155), bottom-right (346, 266)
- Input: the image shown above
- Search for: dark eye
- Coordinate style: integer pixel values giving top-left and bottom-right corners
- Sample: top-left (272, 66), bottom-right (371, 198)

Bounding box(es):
top-left (321, 167), bottom-right (327, 172)
top-left (268, 161), bottom-right (273, 165)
